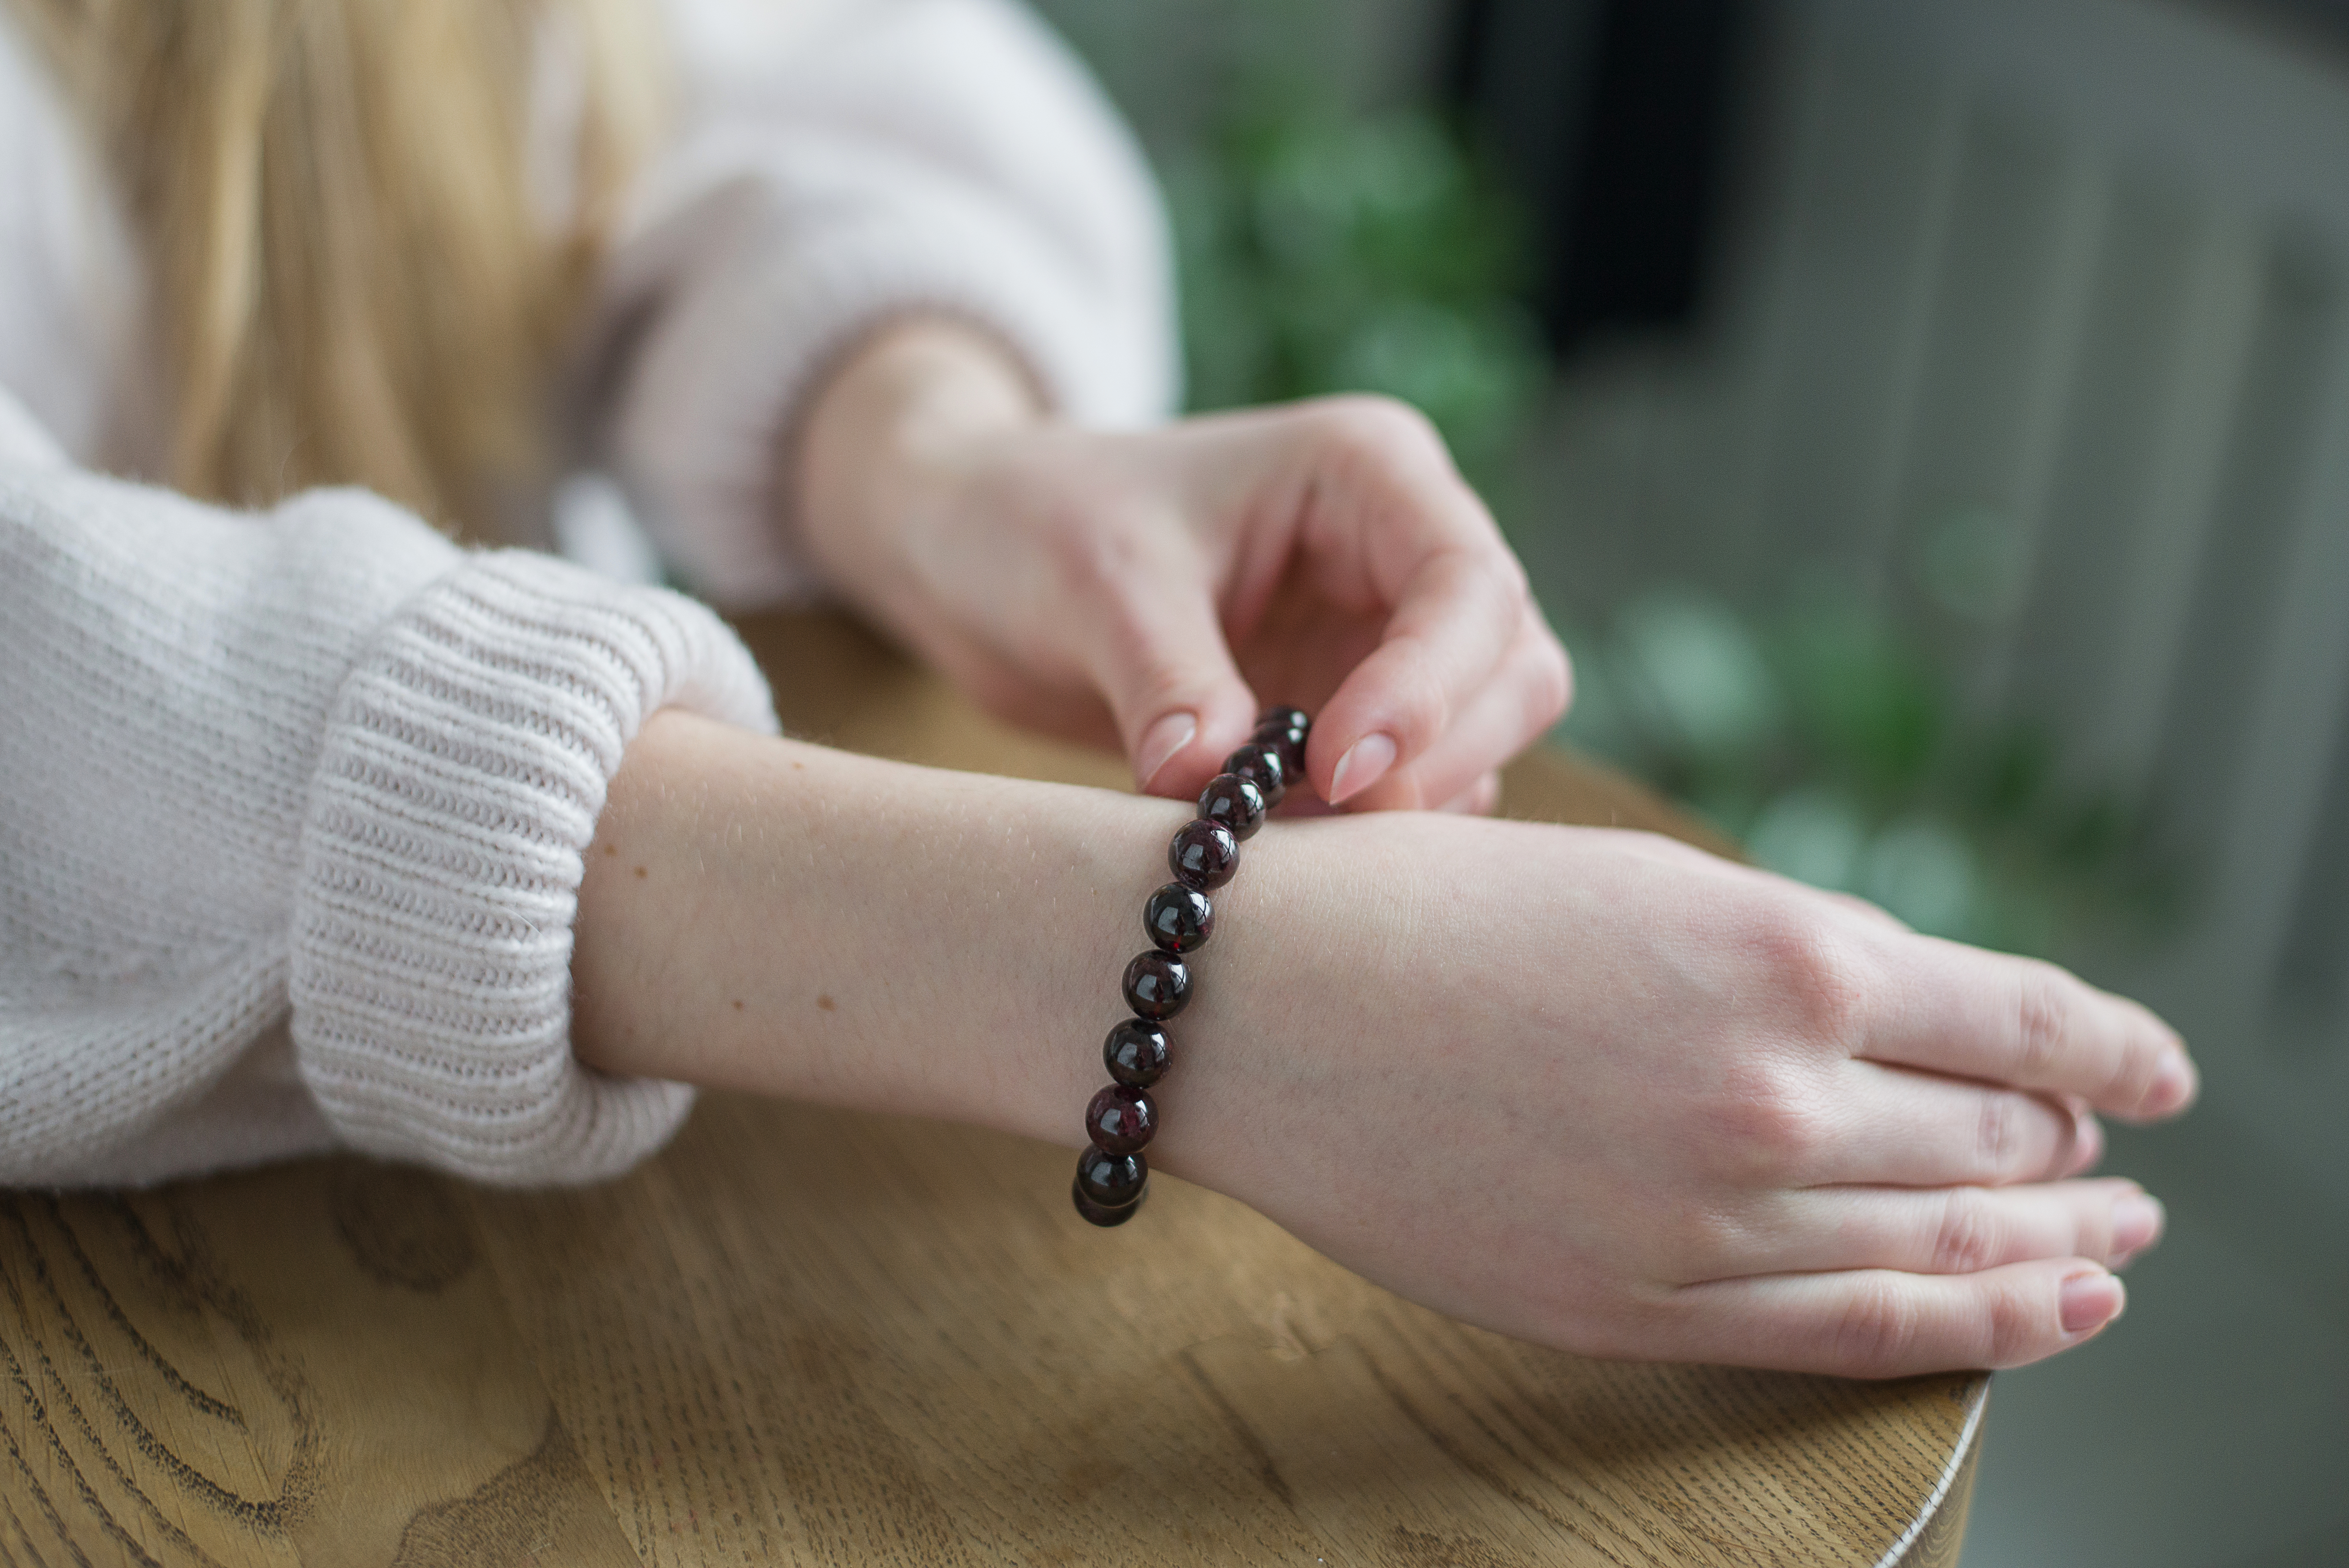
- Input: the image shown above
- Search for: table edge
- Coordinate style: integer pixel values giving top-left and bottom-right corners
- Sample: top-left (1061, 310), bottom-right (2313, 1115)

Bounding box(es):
top-left (1879, 1374), bottom-right (1991, 1568)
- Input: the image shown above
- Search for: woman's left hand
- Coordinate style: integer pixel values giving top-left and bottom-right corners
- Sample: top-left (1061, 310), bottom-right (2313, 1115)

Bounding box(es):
top-left (798, 321), bottom-right (1571, 813)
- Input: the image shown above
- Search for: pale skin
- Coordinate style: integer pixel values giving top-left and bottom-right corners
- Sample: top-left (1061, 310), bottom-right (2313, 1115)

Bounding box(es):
top-left (572, 321), bottom-right (2196, 1377)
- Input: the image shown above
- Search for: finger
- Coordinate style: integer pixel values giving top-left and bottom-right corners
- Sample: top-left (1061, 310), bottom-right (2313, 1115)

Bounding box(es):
top-left (1862, 939), bottom-right (2198, 1121)
top-left (1071, 538), bottom-right (1263, 802)
top-left (1667, 1258), bottom-right (2127, 1377)
top-left (1804, 1062), bottom-right (2093, 1187)
top-left (1344, 606), bottom-right (1571, 812)
top-left (1433, 772), bottom-right (1502, 815)
top-left (1260, 404), bottom-right (1528, 804)
top-left (1313, 547), bottom-right (1528, 804)
top-left (2056, 1095), bottom-right (2106, 1176)
top-left (1714, 1179), bottom-right (2161, 1278)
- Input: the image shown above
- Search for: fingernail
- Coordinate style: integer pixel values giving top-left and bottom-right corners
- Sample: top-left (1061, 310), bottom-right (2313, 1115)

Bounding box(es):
top-left (2147, 1053), bottom-right (2197, 1115)
top-left (2110, 1194), bottom-right (2164, 1264)
top-left (1329, 732), bottom-right (1397, 804)
top-left (2060, 1270), bottom-right (2126, 1335)
top-left (1135, 711), bottom-right (1196, 793)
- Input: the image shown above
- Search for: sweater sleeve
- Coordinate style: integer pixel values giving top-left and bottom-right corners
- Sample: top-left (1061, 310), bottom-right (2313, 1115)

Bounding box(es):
top-left (0, 389), bottom-right (777, 1188)
top-left (593, 0), bottom-right (1178, 608)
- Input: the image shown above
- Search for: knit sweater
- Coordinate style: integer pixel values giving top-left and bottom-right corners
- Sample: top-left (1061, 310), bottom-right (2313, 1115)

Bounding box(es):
top-left (0, 0), bottom-right (1174, 1187)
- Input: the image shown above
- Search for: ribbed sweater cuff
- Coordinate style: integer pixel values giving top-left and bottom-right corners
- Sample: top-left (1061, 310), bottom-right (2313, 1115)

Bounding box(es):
top-left (289, 551), bottom-right (777, 1185)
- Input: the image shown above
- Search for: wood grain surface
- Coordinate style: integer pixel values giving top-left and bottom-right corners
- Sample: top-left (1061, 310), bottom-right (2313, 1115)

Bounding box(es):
top-left (0, 608), bottom-right (1986, 1566)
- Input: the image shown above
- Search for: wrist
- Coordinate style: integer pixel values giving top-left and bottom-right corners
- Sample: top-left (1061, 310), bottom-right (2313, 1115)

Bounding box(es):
top-left (1130, 812), bottom-right (1377, 1194)
top-left (574, 711), bottom-right (1194, 1147)
top-left (797, 317), bottom-right (1043, 619)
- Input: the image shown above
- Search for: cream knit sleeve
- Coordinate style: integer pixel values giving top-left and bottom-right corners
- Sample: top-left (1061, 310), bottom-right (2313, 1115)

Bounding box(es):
top-left (592, 0), bottom-right (1179, 607)
top-left (0, 396), bottom-right (777, 1187)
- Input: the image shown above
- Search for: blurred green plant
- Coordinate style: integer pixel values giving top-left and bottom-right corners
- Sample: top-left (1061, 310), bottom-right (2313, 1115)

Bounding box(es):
top-left (1132, 8), bottom-right (2175, 958)
top-left (1164, 81), bottom-right (1550, 486)
top-left (1559, 582), bottom-right (2185, 957)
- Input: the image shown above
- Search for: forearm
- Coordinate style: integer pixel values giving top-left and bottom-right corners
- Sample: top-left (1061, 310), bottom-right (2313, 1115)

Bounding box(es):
top-left (571, 709), bottom-right (1185, 1147)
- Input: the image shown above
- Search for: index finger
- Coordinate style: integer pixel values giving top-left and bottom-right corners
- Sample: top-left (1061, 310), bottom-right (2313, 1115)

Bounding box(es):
top-left (1862, 936), bottom-right (2197, 1123)
top-left (1312, 543), bottom-right (1532, 802)
top-left (1254, 401), bottom-right (1533, 806)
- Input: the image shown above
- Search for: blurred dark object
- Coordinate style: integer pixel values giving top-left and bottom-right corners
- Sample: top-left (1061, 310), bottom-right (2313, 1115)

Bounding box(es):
top-left (2233, 0), bottom-right (2349, 42)
top-left (1447, 0), bottom-right (1752, 356)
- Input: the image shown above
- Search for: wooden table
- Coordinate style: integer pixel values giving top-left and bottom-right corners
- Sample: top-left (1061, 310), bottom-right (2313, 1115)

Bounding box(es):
top-left (0, 610), bottom-right (1985, 1566)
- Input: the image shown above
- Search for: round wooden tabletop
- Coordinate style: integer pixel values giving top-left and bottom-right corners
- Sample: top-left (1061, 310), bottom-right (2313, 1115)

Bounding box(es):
top-left (0, 610), bottom-right (1987, 1566)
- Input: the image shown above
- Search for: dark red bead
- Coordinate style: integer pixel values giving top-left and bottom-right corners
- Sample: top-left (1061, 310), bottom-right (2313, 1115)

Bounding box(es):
top-left (1144, 882), bottom-right (1214, 953)
top-left (1168, 819), bottom-right (1238, 889)
top-left (1072, 1175), bottom-right (1148, 1226)
top-left (1255, 712), bottom-right (1310, 779)
top-left (1121, 950), bottom-right (1191, 1019)
top-left (1196, 772), bottom-right (1266, 840)
top-left (1085, 1083), bottom-right (1158, 1155)
top-left (1076, 1146), bottom-right (1148, 1208)
top-left (1259, 709), bottom-right (1315, 746)
top-left (1223, 742), bottom-right (1287, 808)
top-left (1104, 1017), bottom-right (1172, 1086)
top-left (1251, 727), bottom-right (1304, 781)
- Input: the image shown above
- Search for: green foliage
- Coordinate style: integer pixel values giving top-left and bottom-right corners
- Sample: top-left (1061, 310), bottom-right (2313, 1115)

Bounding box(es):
top-left (1561, 584), bottom-right (2185, 957)
top-left (1165, 80), bottom-right (1550, 486)
top-left (1142, 11), bottom-right (2177, 959)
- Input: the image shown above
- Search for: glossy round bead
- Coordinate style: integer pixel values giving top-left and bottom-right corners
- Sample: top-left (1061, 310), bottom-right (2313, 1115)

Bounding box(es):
top-left (1121, 950), bottom-right (1191, 1020)
top-left (1223, 742), bottom-right (1287, 809)
top-left (1072, 1175), bottom-right (1148, 1226)
top-left (1168, 819), bottom-right (1239, 890)
top-left (1196, 772), bottom-right (1266, 840)
top-left (1084, 1083), bottom-right (1158, 1155)
top-left (1143, 882), bottom-right (1214, 953)
top-left (1258, 706), bottom-right (1311, 743)
top-left (1251, 725), bottom-right (1305, 781)
top-left (1103, 1018), bottom-right (1172, 1087)
top-left (1075, 1146), bottom-right (1148, 1208)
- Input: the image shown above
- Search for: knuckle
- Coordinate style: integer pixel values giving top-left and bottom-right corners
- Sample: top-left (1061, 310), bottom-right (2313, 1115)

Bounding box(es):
top-left (1661, 1202), bottom-right (1754, 1272)
top-left (1381, 649), bottom-right (1456, 752)
top-left (1707, 1057), bottom-right (1827, 1177)
top-left (1525, 633), bottom-right (1574, 730)
top-left (1305, 393), bottom-right (1447, 467)
top-left (2076, 1195), bottom-right (2117, 1264)
top-left (1982, 1279), bottom-right (2042, 1367)
top-left (1930, 1190), bottom-right (2003, 1275)
top-left (1475, 534), bottom-right (1532, 602)
top-left (1041, 508), bottom-right (1141, 600)
top-left (1832, 1277), bottom-right (1921, 1377)
top-left (1749, 909), bottom-right (1876, 1049)
top-left (1975, 1092), bottom-right (2027, 1180)
top-left (2012, 962), bottom-right (2071, 1082)
top-left (2104, 1016), bottom-right (2171, 1112)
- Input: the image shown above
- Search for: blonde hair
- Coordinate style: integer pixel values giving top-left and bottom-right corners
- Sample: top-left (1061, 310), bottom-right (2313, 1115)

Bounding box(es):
top-left (11, 0), bottom-right (663, 535)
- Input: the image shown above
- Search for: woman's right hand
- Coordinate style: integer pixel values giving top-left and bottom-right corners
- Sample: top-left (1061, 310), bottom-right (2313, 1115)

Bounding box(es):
top-left (1162, 812), bottom-right (2194, 1377)
top-left (576, 715), bottom-right (2190, 1378)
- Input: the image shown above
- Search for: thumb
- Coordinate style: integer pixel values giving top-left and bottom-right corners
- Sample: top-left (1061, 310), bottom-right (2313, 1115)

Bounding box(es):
top-left (1080, 573), bottom-right (1261, 802)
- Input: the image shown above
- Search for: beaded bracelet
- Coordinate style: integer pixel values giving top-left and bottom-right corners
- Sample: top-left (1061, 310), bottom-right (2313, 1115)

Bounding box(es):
top-left (1073, 706), bottom-right (1312, 1226)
